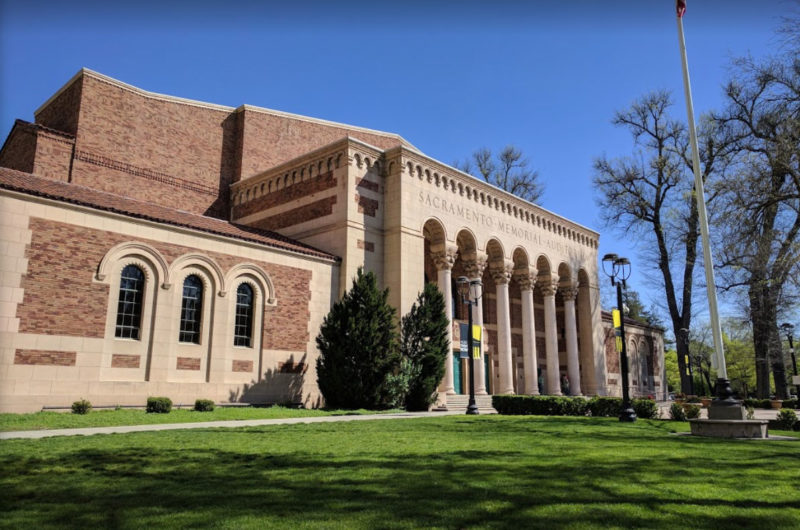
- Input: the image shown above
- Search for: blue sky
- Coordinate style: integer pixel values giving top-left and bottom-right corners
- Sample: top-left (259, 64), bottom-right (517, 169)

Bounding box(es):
top-left (0, 0), bottom-right (792, 319)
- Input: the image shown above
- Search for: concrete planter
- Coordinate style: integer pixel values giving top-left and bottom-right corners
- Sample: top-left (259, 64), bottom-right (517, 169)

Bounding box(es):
top-left (770, 399), bottom-right (784, 409)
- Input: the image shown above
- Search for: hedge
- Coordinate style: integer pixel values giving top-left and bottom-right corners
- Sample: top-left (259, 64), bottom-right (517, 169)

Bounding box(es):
top-left (492, 395), bottom-right (659, 419)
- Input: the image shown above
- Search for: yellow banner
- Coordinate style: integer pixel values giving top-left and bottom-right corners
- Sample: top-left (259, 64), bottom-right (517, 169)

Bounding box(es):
top-left (472, 325), bottom-right (482, 341)
top-left (472, 325), bottom-right (482, 359)
top-left (612, 309), bottom-right (621, 328)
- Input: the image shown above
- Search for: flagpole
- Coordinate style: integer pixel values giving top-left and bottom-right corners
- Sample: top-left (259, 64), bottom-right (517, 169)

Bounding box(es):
top-left (675, 11), bottom-right (730, 388)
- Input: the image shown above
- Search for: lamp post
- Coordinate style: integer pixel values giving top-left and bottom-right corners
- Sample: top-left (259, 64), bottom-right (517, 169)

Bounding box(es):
top-left (780, 323), bottom-right (797, 398)
top-left (602, 253), bottom-right (636, 422)
top-left (457, 276), bottom-right (482, 415)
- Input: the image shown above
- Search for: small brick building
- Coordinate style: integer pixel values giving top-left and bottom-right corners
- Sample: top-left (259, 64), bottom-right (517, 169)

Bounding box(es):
top-left (0, 69), bottom-right (664, 412)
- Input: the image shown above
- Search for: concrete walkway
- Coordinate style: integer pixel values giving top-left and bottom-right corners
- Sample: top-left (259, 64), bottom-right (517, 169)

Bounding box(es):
top-left (0, 410), bottom-right (464, 440)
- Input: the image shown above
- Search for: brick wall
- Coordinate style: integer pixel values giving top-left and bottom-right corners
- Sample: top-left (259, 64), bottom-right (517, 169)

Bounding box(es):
top-left (111, 354), bottom-right (141, 368)
top-left (33, 131), bottom-right (74, 182)
top-left (604, 328), bottom-right (620, 373)
top-left (35, 76), bottom-right (82, 135)
top-left (19, 217), bottom-right (312, 351)
top-left (232, 360), bottom-right (253, 372)
top-left (237, 108), bottom-right (403, 180)
top-left (0, 122), bottom-right (37, 173)
top-left (14, 349), bottom-right (77, 366)
top-left (232, 170), bottom-right (336, 219)
top-left (249, 196), bottom-right (337, 232)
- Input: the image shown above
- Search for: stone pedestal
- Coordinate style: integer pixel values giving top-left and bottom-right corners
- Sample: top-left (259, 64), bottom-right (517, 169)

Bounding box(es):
top-left (689, 419), bottom-right (769, 439)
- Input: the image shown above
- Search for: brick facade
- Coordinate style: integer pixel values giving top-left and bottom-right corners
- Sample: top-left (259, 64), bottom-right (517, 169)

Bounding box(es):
top-left (14, 349), bottom-right (77, 366)
top-left (232, 360), bottom-right (253, 373)
top-left (232, 170), bottom-right (336, 219)
top-left (111, 354), bottom-right (141, 368)
top-left (177, 357), bottom-right (202, 371)
top-left (19, 217), bottom-right (312, 350)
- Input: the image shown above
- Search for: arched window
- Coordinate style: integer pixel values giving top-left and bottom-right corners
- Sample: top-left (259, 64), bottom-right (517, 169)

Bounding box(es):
top-left (115, 264), bottom-right (144, 339)
top-left (233, 283), bottom-right (254, 347)
top-left (179, 275), bottom-right (204, 343)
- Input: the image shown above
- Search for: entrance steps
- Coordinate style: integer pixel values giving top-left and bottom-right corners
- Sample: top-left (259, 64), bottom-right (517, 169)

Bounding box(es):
top-left (436, 394), bottom-right (497, 414)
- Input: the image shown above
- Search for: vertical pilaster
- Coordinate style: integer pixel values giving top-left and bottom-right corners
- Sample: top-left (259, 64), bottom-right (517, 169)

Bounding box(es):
top-left (432, 245), bottom-right (458, 394)
top-left (561, 285), bottom-right (582, 396)
top-left (463, 254), bottom-right (488, 395)
top-left (493, 261), bottom-right (514, 395)
top-left (540, 275), bottom-right (561, 395)
top-left (518, 270), bottom-right (539, 395)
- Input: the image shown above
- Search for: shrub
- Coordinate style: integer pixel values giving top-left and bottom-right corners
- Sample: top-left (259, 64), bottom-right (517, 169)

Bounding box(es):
top-left (147, 396), bottom-right (172, 413)
top-left (685, 404), bottom-right (701, 419)
top-left (782, 398), bottom-right (798, 410)
top-left (194, 399), bottom-right (215, 412)
top-left (746, 406), bottom-right (755, 420)
top-left (743, 398), bottom-right (772, 409)
top-left (316, 268), bottom-right (400, 409)
top-left (669, 402), bottom-right (686, 421)
top-left (71, 399), bottom-right (92, 415)
top-left (400, 282), bottom-right (449, 411)
top-left (632, 398), bottom-right (659, 419)
top-left (588, 397), bottom-right (622, 417)
top-left (686, 396), bottom-right (702, 404)
top-left (772, 408), bottom-right (798, 431)
top-left (492, 395), bottom-right (588, 416)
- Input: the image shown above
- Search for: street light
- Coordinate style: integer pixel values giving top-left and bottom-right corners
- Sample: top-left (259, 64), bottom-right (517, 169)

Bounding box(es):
top-left (456, 276), bottom-right (482, 415)
top-left (602, 253), bottom-right (636, 422)
top-left (780, 323), bottom-right (797, 398)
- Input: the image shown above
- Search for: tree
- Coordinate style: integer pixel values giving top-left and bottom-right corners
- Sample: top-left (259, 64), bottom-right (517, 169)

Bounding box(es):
top-left (622, 288), bottom-right (663, 328)
top-left (663, 348), bottom-right (681, 392)
top-left (455, 145), bottom-right (544, 203)
top-left (400, 282), bottom-right (450, 411)
top-left (712, 34), bottom-right (800, 398)
top-left (316, 268), bottom-right (400, 409)
top-left (593, 91), bottom-right (731, 395)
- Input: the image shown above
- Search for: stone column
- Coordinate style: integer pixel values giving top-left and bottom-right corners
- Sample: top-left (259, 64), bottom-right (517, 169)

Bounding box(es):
top-left (463, 254), bottom-right (488, 395)
top-left (560, 284), bottom-right (582, 396)
top-left (540, 274), bottom-right (561, 395)
top-left (432, 245), bottom-right (458, 394)
top-left (493, 261), bottom-right (515, 395)
top-left (517, 270), bottom-right (539, 395)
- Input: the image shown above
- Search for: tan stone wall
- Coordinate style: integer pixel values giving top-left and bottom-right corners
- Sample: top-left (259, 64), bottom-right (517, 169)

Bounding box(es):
top-left (0, 192), bottom-right (337, 412)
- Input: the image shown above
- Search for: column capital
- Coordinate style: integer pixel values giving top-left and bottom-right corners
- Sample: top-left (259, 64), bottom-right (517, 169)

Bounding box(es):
top-left (559, 285), bottom-right (579, 302)
top-left (462, 254), bottom-right (488, 280)
top-left (490, 261), bottom-right (514, 285)
top-left (431, 245), bottom-right (458, 271)
top-left (538, 274), bottom-right (560, 297)
top-left (515, 267), bottom-right (538, 292)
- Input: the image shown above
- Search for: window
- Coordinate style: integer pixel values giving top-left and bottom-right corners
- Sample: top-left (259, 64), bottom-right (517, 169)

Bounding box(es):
top-left (233, 283), bottom-right (254, 347)
top-left (179, 275), bottom-right (204, 343)
top-left (115, 264), bottom-right (144, 339)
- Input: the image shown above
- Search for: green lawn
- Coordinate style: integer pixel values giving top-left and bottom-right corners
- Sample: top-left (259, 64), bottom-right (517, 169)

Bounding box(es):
top-left (0, 406), bottom-right (400, 432)
top-left (1, 416), bottom-right (798, 529)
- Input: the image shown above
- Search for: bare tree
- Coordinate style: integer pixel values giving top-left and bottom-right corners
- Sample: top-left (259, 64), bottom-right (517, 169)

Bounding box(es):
top-left (712, 42), bottom-right (800, 399)
top-left (455, 145), bottom-right (544, 204)
top-left (593, 91), bottom-right (732, 395)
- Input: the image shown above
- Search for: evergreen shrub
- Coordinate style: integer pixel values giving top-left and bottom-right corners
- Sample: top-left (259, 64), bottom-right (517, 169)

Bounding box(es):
top-left (194, 399), bottom-right (215, 412)
top-left (400, 282), bottom-right (449, 411)
top-left (492, 395), bottom-right (588, 416)
top-left (71, 399), bottom-right (92, 415)
top-left (146, 396), bottom-right (172, 413)
top-left (632, 398), bottom-right (659, 419)
top-left (771, 408), bottom-right (798, 430)
top-left (684, 404), bottom-right (701, 419)
top-left (669, 402), bottom-right (687, 421)
top-left (316, 268), bottom-right (400, 410)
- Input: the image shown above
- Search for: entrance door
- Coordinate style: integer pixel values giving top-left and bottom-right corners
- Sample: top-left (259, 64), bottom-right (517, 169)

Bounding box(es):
top-left (453, 353), bottom-right (463, 394)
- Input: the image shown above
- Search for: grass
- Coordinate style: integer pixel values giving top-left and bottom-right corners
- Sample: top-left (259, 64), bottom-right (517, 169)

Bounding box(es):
top-left (0, 406), bottom-right (402, 432)
top-left (0, 415), bottom-right (798, 529)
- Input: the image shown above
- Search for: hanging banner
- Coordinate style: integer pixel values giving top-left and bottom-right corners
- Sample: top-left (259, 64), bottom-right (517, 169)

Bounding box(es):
top-left (472, 325), bottom-right (482, 360)
top-left (459, 323), bottom-right (469, 358)
top-left (612, 309), bottom-right (622, 353)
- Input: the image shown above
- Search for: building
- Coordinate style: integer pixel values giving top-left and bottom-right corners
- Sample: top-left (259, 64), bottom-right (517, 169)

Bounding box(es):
top-left (0, 69), bottom-right (664, 412)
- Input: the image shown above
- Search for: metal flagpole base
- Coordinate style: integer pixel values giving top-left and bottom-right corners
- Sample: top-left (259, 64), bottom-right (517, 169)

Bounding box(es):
top-left (708, 378), bottom-right (745, 420)
top-left (619, 404), bottom-right (637, 422)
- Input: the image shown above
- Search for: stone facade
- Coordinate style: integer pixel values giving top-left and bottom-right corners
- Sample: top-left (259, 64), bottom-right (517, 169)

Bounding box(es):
top-left (0, 69), bottom-right (664, 412)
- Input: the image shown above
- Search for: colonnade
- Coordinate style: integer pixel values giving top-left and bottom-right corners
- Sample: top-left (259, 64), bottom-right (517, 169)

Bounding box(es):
top-left (433, 246), bottom-right (585, 397)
